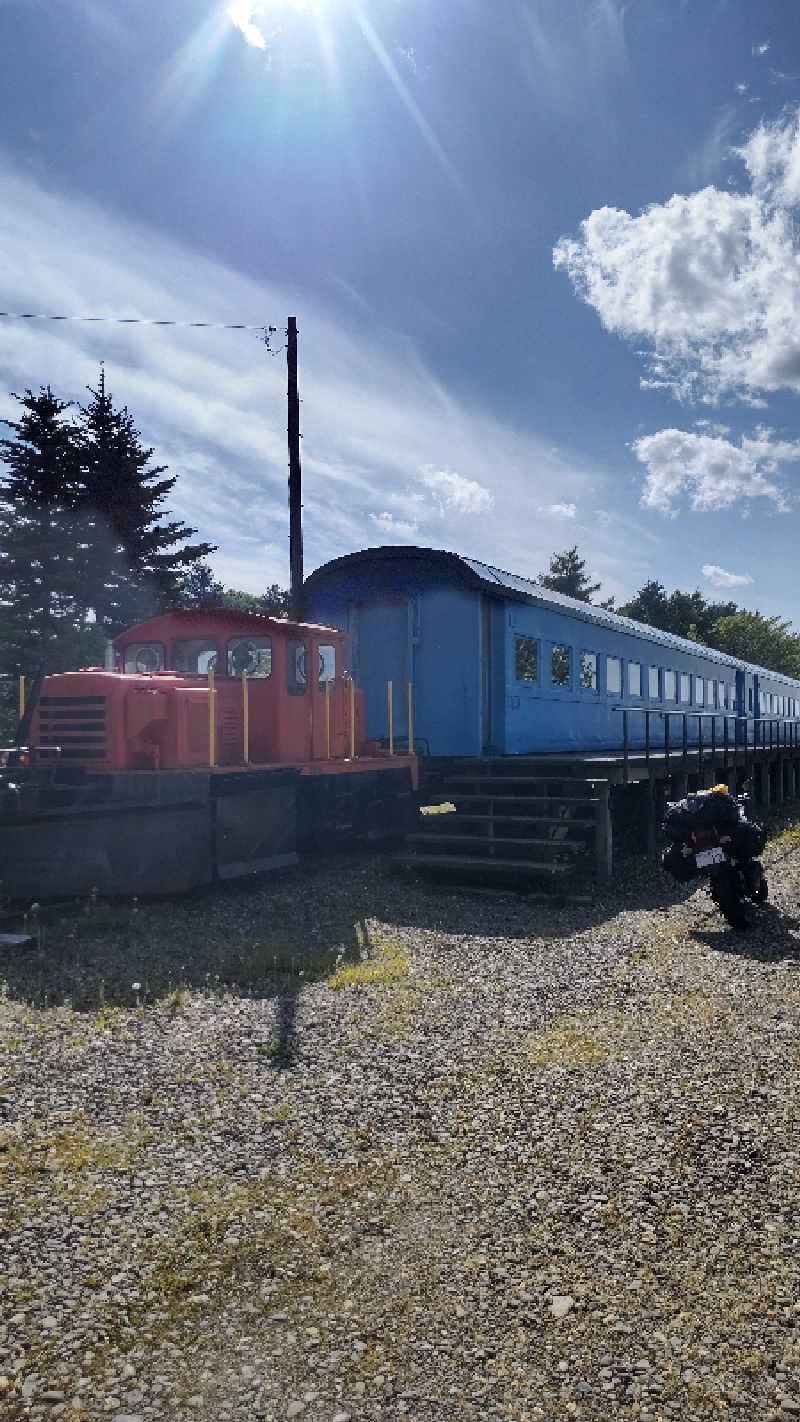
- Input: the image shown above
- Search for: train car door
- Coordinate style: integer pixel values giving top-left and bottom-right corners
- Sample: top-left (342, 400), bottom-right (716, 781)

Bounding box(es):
top-left (310, 637), bottom-right (338, 760)
top-left (353, 599), bottom-right (409, 744)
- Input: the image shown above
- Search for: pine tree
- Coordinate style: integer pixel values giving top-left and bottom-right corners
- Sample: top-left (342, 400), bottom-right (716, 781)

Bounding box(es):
top-left (79, 370), bottom-right (216, 632)
top-left (538, 546), bottom-right (601, 602)
top-left (0, 388), bottom-right (106, 737)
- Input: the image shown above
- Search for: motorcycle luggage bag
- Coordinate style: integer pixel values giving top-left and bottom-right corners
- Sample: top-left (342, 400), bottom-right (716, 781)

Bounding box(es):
top-left (730, 818), bottom-right (766, 859)
top-left (662, 841), bottom-right (698, 882)
top-left (663, 791), bottom-right (740, 841)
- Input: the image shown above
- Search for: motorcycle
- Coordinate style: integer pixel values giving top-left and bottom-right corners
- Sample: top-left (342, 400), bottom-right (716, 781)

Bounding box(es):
top-left (661, 785), bottom-right (767, 930)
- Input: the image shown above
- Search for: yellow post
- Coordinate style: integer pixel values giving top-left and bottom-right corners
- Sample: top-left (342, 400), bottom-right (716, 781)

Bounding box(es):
top-left (325, 677), bottom-right (331, 759)
top-left (241, 669), bottom-right (249, 764)
top-left (408, 681), bottom-right (414, 755)
top-left (349, 678), bottom-right (356, 759)
top-left (388, 680), bottom-right (394, 755)
top-left (208, 665), bottom-right (216, 767)
top-left (18, 675), bottom-right (25, 720)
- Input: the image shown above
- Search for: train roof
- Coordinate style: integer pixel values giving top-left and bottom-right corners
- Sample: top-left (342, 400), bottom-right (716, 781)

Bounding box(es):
top-left (114, 606), bottom-right (342, 644)
top-left (305, 545), bottom-right (800, 689)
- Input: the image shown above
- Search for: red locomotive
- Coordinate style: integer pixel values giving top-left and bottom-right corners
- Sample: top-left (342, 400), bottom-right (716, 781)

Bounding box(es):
top-left (2, 608), bottom-right (418, 899)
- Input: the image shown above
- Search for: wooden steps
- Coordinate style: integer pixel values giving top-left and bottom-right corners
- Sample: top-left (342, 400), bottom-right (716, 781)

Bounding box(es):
top-left (399, 761), bottom-right (613, 890)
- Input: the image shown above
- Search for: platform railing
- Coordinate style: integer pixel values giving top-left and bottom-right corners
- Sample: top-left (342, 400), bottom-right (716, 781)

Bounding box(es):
top-left (612, 707), bottom-right (800, 784)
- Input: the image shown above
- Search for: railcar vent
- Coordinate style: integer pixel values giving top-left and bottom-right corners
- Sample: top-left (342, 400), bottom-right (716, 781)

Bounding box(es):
top-left (38, 695), bottom-right (107, 761)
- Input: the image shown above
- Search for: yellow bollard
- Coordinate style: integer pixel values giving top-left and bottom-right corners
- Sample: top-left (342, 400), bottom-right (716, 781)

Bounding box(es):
top-left (208, 665), bottom-right (216, 767)
top-left (325, 677), bottom-right (331, 759)
top-left (349, 678), bottom-right (356, 759)
top-left (18, 675), bottom-right (25, 720)
top-left (241, 669), bottom-right (249, 764)
top-left (388, 680), bottom-right (394, 754)
top-left (408, 681), bottom-right (414, 755)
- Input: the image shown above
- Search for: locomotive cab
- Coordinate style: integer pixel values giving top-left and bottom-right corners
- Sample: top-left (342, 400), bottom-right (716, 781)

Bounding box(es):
top-left (30, 608), bottom-right (366, 774)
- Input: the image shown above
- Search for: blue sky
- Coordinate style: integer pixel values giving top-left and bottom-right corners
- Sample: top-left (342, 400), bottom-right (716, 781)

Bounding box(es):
top-left (3, 1), bottom-right (800, 617)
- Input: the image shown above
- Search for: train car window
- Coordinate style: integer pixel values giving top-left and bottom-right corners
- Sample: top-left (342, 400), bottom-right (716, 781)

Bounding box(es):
top-left (227, 637), bottom-right (272, 679)
top-left (514, 636), bottom-right (538, 682)
top-left (759, 691), bottom-right (765, 715)
top-left (606, 657), bottom-right (621, 695)
top-left (124, 642), bottom-right (164, 674)
top-left (718, 680), bottom-right (726, 709)
top-left (551, 644), bottom-right (570, 687)
top-left (748, 688), bottom-right (753, 713)
top-left (648, 666), bottom-right (659, 698)
top-left (680, 673), bottom-right (690, 704)
top-left (580, 651), bottom-right (597, 690)
top-left (707, 679), bottom-right (715, 707)
top-left (664, 669), bottom-right (676, 700)
top-left (173, 639), bottom-right (218, 675)
top-left (318, 645), bottom-right (336, 685)
top-left (628, 662), bottom-right (641, 697)
top-left (286, 640), bottom-right (307, 694)
top-left (695, 677), bottom-right (704, 707)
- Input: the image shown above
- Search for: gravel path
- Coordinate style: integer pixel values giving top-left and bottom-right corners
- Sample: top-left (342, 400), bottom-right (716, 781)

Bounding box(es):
top-left (2, 836), bottom-right (800, 1422)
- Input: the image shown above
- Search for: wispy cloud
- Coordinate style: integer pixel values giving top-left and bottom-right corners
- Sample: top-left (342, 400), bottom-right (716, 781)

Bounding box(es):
top-left (542, 501), bottom-right (577, 518)
top-left (753, 40), bottom-right (770, 57)
top-left (0, 162), bottom-right (618, 592)
top-left (702, 563), bottom-right (754, 589)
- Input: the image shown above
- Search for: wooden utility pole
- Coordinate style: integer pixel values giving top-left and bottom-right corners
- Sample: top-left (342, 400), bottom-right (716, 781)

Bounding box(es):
top-left (287, 316), bottom-right (303, 621)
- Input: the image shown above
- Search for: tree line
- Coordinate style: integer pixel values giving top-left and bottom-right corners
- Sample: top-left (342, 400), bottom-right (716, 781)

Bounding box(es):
top-left (538, 546), bottom-right (800, 679)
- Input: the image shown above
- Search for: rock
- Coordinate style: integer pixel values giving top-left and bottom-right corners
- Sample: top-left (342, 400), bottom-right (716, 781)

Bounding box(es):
top-left (550, 1296), bottom-right (574, 1319)
top-left (286, 1404), bottom-right (305, 1419)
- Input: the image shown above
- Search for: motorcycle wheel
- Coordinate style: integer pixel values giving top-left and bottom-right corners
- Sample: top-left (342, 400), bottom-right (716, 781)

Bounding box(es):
top-left (710, 865), bottom-right (749, 930)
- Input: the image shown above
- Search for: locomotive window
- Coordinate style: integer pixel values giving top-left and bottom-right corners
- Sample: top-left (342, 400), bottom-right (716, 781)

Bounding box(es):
top-left (286, 639), bottom-right (307, 694)
top-left (580, 651), bottom-right (597, 690)
top-left (551, 644), bottom-right (570, 687)
top-left (318, 644), bottom-right (336, 685)
top-left (606, 657), bottom-right (621, 695)
top-left (124, 642), bottom-right (164, 675)
top-left (648, 665), bottom-right (659, 698)
top-left (227, 637), bottom-right (272, 679)
top-left (173, 639), bottom-right (218, 675)
top-left (514, 635), bottom-right (538, 683)
top-left (696, 677), bottom-right (704, 707)
top-left (628, 662), bottom-right (641, 697)
top-left (680, 673), bottom-right (690, 704)
top-left (664, 669), bottom-right (676, 700)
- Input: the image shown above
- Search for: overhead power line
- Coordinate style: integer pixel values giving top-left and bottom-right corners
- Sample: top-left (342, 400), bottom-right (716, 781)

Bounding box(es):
top-left (0, 311), bottom-right (283, 349)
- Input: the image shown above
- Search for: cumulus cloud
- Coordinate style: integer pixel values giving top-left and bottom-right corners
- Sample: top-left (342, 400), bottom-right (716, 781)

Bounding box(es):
top-left (420, 466), bottom-right (494, 515)
top-left (702, 563), bottom-right (754, 589)
top-left (632, 427), bottom-right (799, 515)
top-left (543, 501), bottom-right (577, 518)
top-left (553, 107), bottom-right (800, 405)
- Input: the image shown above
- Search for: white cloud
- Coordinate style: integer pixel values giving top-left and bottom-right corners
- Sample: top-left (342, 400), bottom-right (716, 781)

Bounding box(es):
top-left (736, 82), bottom-right (749, 95)
top-left (702, 563), bottom-right (754, 589)
top-left (227, 1), bottom-right (307, 50)
top-left (0, 162), bottom-right (611, 593)
top-left (553, 107), bottom-right (800, 405)
top-left (369, 511), bottom-right (419, 540)
top-left (542, 501), bottom-right (577, 518)
top-left (753, 41), bottom-right (770, 57)
top-left (420, 466), bottom-right (494, 515)
top-left (633, 427), bottom-right (799, 515)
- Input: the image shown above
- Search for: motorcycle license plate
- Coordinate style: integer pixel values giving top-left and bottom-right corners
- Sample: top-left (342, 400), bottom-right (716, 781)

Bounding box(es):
top-left (695, 846), bottom-right (726, 867)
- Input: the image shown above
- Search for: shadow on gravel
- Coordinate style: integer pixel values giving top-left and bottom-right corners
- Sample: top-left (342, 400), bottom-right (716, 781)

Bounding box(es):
top-left (0, 847), bottom-right (712, 1024)
top-left (690, 904), bottom-right (800, 962)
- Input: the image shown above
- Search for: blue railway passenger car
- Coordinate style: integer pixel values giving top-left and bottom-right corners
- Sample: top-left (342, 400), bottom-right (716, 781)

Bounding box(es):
top-left (303, 546), bottom-right (800, 757)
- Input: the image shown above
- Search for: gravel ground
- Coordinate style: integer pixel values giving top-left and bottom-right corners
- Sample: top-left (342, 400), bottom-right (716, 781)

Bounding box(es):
top-left (2, 833), bottom-right (800, 1422)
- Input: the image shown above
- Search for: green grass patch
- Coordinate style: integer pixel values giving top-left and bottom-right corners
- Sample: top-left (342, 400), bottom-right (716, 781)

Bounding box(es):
top-left (327, 937), bottom-right (410, 990)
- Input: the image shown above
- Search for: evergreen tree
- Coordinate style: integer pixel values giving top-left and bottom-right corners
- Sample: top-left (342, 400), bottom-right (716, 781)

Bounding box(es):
top-left (180, 563), bottom-right (224, 606)
top-left (538, 546), bottom-right (601, 603)
top-left (79, 370), bottom-right (215, 632)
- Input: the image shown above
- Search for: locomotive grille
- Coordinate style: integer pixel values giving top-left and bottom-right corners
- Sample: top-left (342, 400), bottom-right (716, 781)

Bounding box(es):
top-left (38, 695), bottom-right (107, 760)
